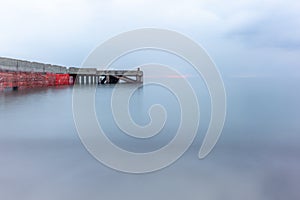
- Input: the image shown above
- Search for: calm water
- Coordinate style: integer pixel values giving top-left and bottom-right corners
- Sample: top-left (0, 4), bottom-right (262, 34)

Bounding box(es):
top-left (0, 76), bottom-right (300, 200)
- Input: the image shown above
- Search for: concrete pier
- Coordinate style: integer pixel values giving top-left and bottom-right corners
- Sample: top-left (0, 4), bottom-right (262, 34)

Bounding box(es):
top-left (0, 57), bottom-right (143, 90)
top-left (69, 67), bottom-right (143, 84)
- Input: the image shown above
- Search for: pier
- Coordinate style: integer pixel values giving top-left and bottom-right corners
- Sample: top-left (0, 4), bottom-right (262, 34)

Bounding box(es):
top-left (68, 67), bottom-right (143, 84)
top-left (0, 57), bottom-right (143, 91)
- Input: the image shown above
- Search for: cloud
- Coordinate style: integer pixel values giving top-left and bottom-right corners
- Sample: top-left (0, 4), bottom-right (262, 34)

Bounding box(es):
top-left (222, 0), bottom-right (300, 50)
top-left (0, 0), bottom-right (299, 74)
top-left (0, 0), bottom-right (222, 64)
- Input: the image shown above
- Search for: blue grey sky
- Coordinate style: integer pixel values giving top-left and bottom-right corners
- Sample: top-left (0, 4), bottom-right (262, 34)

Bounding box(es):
top-left (0, 0), bottom-right (299, 77)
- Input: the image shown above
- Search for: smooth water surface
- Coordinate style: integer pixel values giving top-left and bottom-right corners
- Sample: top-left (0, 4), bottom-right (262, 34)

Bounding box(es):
top-left (0, 76), bottom-right (300, 200)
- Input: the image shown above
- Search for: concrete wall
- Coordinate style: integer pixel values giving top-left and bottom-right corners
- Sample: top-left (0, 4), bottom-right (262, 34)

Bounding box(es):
top-left (0, 57), bottom-right (67, 74)
top-left (68, 67), bottom-right (97, 75)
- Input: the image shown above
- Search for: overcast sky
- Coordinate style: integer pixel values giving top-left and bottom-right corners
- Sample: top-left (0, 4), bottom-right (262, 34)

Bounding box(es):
top-left (0, 0), bottom-right (299, 77)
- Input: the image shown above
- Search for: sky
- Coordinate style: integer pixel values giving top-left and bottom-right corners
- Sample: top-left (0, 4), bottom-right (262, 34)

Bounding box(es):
top-left (0, 0), bottom-right (299, 77)
top-left (1, 2), bottom-right (300, 198)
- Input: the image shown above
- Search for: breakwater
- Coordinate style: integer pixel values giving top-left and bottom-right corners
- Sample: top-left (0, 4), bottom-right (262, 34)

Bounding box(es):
top-left (0, 57), bottom-right (143, 91)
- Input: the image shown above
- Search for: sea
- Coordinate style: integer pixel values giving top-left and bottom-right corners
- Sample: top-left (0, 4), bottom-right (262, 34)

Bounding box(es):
top-left (1, 69), bottom-right (300, 200)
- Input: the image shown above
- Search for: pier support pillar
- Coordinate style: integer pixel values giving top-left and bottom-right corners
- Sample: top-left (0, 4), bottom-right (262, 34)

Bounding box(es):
top-left (136, 75), bottom-right (142, 83)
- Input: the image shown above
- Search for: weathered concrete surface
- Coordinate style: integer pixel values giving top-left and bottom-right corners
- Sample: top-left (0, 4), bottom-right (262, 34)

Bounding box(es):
top-left (69, 67), bottom-right (143, 76)
top-left (0, 57), bottom-right (67, 74)
top-left (68, 67), bottom-right (97, 75)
